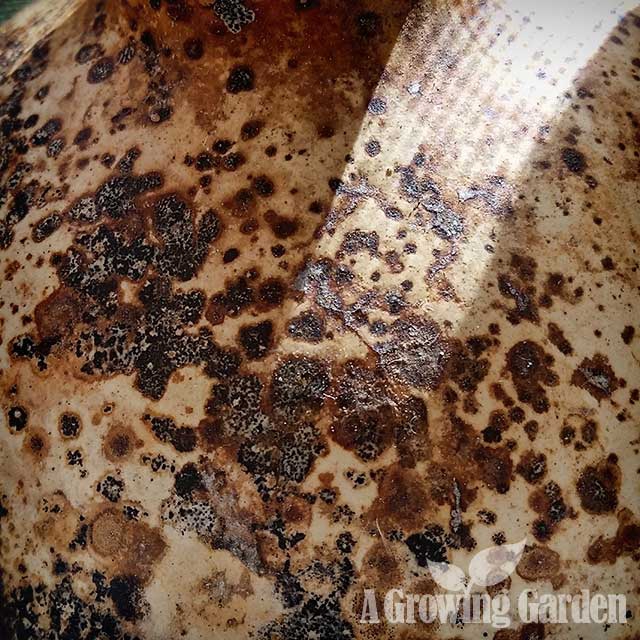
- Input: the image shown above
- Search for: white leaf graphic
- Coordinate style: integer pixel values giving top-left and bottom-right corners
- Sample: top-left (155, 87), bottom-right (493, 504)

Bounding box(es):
top-left (468, 538), bottom-right (527, 587)
top-left (427, 561), bottom-right (467, 592)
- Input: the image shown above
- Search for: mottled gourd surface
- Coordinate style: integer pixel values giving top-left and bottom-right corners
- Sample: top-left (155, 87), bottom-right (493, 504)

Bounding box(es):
top-left (0, 0), bottom-right (638, 639)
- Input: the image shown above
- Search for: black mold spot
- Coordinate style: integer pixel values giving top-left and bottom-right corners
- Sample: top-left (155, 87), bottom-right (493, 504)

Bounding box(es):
top-left (253, 175), bottom-right (274, 197)
top-left (109, 574), bottom-right (147, 621)
top-left (561, 147), bottom-right (587, 173)
top-left (118, 41), bottom-right (136, 65)
top-left (87, 57), bottom-right (115, 84)
top-left (226, 65), bottom-right (254, 93)
top-left (175, 463), bottom-right (202, 497)
top-left (97, 475), bottom-right (124, 502)
top-left (32, 213), bottom-right (62, 242)
top-left (212, 139), bottom-right (233, 154)
top-left (30, 118), bottom-right (61, 146)
top-left (195, 151), bottom-right (216, 171)
top-left (365, 139), bottom-right (381, 156)
top-left (7, 406), bottom-right (28, 431)
top-left (59, 413), bottom-right (81, 438)
top-left (406, 524), bottom-right (449, 565)
top-left (368, 96), bottom-right (387, 115)
top-left (239, 320), bottom-right (273, 360)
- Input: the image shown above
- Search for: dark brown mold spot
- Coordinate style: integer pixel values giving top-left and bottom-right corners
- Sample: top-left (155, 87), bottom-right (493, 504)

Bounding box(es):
top-left (265, 210), bottom-right (298, 239)
top-left (212, 139), bottom-right (233, 154)
top-left (561, 147), bottom-right (587, 173)
top-left (571, 353), bottom-right (619, 401)
top-left (497, 270), bottom-right (538, 324)
top-left (508, 623), bottom-right (546, 640)
top-left (225, 187), bottom-right (255, 217)
top-left (576, 455), bottom-right (621, 515)
top-left (288, 310), bottom-right (325, 343)
top-left (59, 412), bottom-right (81, 439)
top-left (368, 464), bottom-right (430, 530)
top-left (446, 336), bottom-right (491, 394)
top-left (509, 406), bottom-right (525, 423)
top-left (144, 414), bottom-right (197, 453)
top-left (223, 247), bottom-right (239, 263)
top-left (87, 57), bottom-right (115, 84)
top-left (601, 255), bottom-right (615, 271)
top-left (621, 325), bottom-right (635, 344)
top-left (529, 481), bottom-right (571, 541)
top-left (482, 410), bottom-right (509, 443)
top-left (506, 341), bottom-right (559, 413)
top-left (73, 126), bottom-right (93, 149)
top-left (374, 316), bottom-right (449, 389)
top-left (580, 419), bottom-right (597, 444)
top-left (207, 276), bottom-right (256, 321)
top-left (183, 37), bottom-right (204, 60)
top-left (253, 175), bottom-right (274, 197)
top-left (222, 151), bottom-right (245, 171)
top-left (238, 320), bottom-right (273, 360)
top-left (103, 425), bottom-right (137, 462)
top-left (361, 542), bottom-right (402, 589)
top-left (587, 508), bottom-right (640, 564)
top-left (516, 451), bottom-right (547, 485)
top-left (226, 65), bottom-right (255, 93)
top-left (23, 427), bottom-right (49, 461)
top-left (329, 361), bottom-right (429, 466)
top-left (258, 278), bottom-right (286, 307)
top-left (439, 414), bottom-right (513, 494)
top-left (75, 43), bottom-right (104, 64)
top-left (546, 322), bottom-right (573, 355)
top-left (516, 545), bottom-right (561, 582)
top-left (317, 123), bottom-right (335, 138)
top-left (270, 356), bottom-right (330, 420)
top-left (195, 151), bottom-right (216, 171)
top-left (559, 425), bottom-right (575, 445)
top-left (241, 120), bottom-right (263, 140)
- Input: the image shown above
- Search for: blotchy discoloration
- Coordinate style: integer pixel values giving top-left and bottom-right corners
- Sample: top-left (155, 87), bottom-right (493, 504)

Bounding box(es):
top-left (0, 0), bottom-right (638, 638)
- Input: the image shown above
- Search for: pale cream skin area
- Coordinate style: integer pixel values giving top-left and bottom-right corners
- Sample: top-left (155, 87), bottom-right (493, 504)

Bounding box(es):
top-left (0, 0), bottom-right (638, 638)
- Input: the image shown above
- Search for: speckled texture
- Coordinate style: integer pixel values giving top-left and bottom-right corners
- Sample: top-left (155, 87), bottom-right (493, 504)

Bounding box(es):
top-left (0, 0), bottom-right (638, 639)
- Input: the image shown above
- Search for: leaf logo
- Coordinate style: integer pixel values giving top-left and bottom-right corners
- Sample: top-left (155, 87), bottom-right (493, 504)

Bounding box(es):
top-left (427, 538), bottom-right (526, 595)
